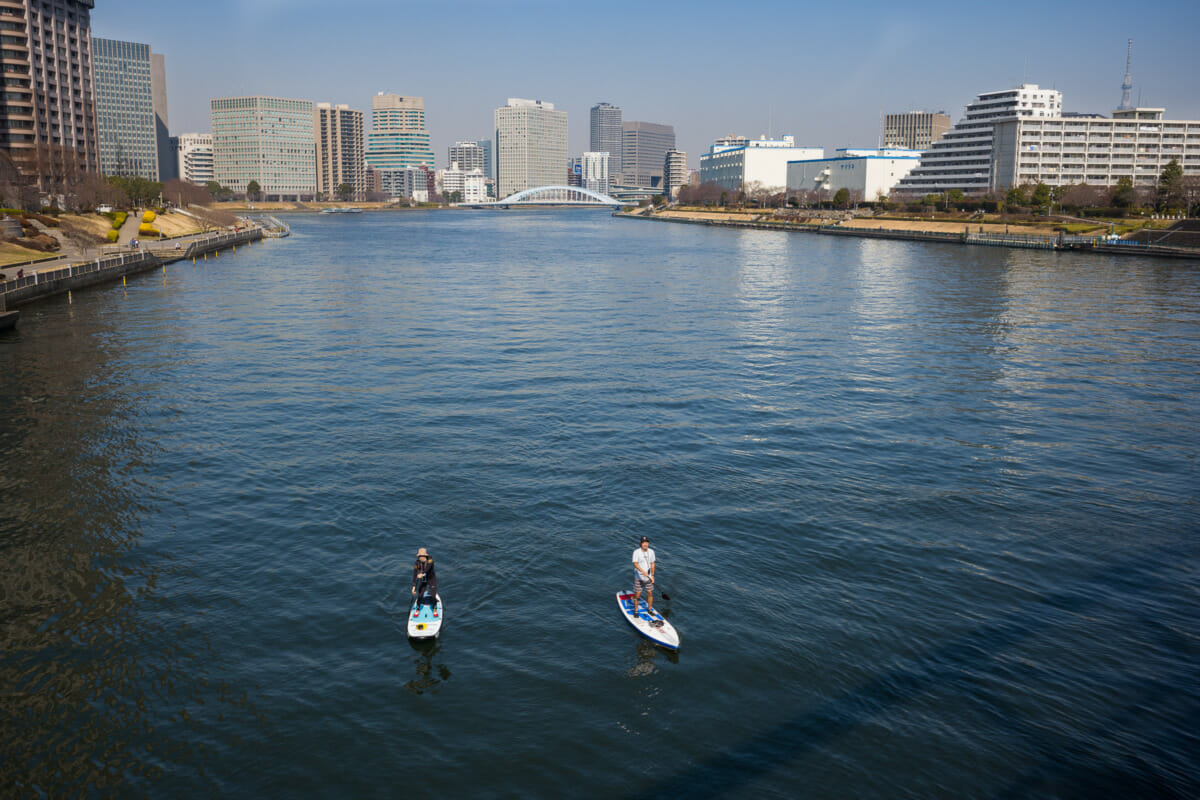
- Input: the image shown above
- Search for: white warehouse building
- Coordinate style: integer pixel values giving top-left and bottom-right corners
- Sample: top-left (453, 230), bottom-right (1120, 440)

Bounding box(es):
top-left (699, 135), bottom-right (823, 192)
top-left (787, 149), bottom-right (923, 201)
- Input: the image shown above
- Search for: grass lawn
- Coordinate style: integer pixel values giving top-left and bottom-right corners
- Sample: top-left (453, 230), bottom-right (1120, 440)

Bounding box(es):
top-left (0, 242), bottom-right (54, 268)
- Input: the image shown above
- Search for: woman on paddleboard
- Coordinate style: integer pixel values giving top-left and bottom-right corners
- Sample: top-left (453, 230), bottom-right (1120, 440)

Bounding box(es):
top-left (411, 548), bottom-right (438, 617)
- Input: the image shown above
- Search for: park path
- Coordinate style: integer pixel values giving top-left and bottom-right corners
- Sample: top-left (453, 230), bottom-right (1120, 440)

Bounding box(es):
top-left (117, 211), bottom-right (142, 245)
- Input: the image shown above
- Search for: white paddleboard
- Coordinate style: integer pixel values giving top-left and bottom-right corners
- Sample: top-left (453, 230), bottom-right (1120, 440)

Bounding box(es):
top-left (408, 594), bottom-right (443, 639)
top-left (617, 591), bottom-right (679, 650)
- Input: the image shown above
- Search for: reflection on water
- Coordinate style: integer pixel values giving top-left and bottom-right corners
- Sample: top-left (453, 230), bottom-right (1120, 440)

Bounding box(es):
top-left (404, 639), bottom-right (450, 695)
top-left (625, 635), bottom-right (680, 679)
top-left (0, 299), bottom-right (263, 796)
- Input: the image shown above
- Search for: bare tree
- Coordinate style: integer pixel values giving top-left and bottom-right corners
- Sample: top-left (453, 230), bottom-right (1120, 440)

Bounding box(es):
top-left (189, 206), bottom-right (237, 232)
top-left (1057, 183), bottom-right (1106, 213)
top-left (58, 224), bottom-right (104, 259)
top-left (1182, 175), bottom-right (1200, 218)
top-left (163, 178), bottom-right (214, 208)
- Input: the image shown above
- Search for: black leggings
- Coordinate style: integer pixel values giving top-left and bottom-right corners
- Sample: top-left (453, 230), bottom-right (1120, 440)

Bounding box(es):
top-left (415, 585), bottom-right (437, 608)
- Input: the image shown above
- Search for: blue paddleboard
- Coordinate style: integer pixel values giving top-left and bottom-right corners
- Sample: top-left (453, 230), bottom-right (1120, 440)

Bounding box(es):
top-left (408, 594), bottom-right (443, 639)
top-left (617, 591), bottom-right (680, 650)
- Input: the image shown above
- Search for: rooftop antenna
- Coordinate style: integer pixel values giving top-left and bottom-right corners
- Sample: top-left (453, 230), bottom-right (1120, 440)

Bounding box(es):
top-left (1119, 39), bottom-right (1134, 110)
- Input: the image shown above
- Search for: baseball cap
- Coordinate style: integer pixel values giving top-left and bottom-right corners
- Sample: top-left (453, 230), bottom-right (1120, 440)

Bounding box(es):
top-left (639, 536), bottom-right (649, 543)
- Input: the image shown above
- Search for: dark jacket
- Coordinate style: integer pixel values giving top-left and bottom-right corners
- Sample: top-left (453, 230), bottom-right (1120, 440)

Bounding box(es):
top-left (412, 558), bottom-right (437, 597)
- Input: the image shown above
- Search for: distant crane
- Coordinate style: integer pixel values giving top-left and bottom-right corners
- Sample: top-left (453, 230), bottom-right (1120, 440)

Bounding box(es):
top-left (1118, 39), bottom-right (1134, 111)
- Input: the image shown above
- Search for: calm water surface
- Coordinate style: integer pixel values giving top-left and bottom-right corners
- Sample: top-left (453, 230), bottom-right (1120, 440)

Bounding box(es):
top-left (1, 210), bottom-right (1198, 798)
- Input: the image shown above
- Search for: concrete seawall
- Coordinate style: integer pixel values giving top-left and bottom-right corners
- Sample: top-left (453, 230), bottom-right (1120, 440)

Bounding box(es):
top-left (0, 228), bottom-right (263, 315)
top-left (616, 212), bottom-right (1200, 259)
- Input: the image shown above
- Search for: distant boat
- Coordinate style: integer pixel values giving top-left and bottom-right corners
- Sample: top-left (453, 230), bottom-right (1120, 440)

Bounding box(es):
top-left (320, 207), bottom-right (363, 214)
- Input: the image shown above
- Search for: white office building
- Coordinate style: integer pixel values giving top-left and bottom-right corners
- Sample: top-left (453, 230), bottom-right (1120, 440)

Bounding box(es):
top-left (990, 107), bottom-right (1200, 189)
top-left (581, 151), bottom-right (609, 194)
top-left (440, 163), bottom-right (487, 203)
top-left (172, 133), bottom-right (214, 185)
top-left (494, 98), bottom-right (568, 197)
top-left (787, 149), bottom-right (923, 202)
top-left (894, 84), bottom-right (1063, 194)
top-left (211, 95), bottom-right (316, 199)
top-left (698, 135), bottom-right (823, 192)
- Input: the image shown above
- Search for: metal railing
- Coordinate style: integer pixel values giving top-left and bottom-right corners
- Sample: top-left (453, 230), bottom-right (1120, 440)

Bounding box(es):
top-left (0, 228), bottom-right (264, 298)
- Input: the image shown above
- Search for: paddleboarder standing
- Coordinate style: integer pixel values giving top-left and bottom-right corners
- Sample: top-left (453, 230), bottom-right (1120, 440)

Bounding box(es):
top-left (632, 536), bottom-right (656, 615)
top-left (411, 548), bottom-right (438, 617)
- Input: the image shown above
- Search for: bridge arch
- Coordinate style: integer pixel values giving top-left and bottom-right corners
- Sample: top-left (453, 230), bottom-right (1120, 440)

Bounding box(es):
top-left (480, 185), bottom-right (623, 207)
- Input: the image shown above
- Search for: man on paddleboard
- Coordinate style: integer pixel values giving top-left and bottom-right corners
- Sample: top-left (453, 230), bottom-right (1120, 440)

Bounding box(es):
top-left (412, 548), bottom-right (438, 617)
top-left (632, 536), bottom-right (656, 615)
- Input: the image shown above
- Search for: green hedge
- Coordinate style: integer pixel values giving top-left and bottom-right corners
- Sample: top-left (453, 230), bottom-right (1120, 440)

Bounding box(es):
top-left (106, 229), bottom-right (119, 243)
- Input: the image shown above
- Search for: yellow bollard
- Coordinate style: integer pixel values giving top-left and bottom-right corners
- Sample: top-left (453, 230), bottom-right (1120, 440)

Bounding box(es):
top-left (68, 290), bottom-right (72, 304)
top-left (204, 253), bottom-right (207, 261)
top-left (122, 275), bottom-right (126, 286)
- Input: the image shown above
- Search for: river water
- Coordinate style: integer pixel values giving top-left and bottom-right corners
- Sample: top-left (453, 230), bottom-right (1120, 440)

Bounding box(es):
top-left (1, 210), bottom-right (1198, 798)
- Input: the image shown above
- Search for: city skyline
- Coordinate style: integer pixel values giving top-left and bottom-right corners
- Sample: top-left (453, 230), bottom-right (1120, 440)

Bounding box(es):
top-left (91, 0), bottom-right (1199, 172)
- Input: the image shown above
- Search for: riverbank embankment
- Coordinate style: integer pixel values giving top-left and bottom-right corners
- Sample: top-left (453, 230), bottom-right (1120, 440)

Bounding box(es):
top-left (617, 210), bottom-right (1200, 260)
top-left (0, 227), bottom-right (263, 323)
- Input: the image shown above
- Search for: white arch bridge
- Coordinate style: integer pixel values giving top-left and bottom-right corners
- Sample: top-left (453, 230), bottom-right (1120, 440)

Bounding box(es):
top-left (467, 185), bottom-right (623, 208)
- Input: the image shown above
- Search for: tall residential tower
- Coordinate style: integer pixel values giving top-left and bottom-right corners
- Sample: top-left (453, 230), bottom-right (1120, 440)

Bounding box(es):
top-left (315, 103), bottom-right (365, 199)
top-left (0, 0), bottom-right (99, 179)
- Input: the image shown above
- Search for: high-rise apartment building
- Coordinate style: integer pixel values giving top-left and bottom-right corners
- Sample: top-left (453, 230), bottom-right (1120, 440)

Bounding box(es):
top-left (621, 121), bottom-right (675, 188)
top-left (365, 93), bottom-right (435, 171)
top-left (172, 133), bottom-right (213, 185)
top-left (91, 37), bottom-right (169, 181)
top-left (494, 98), bottom-right (567, 197)
top-left (590, 102), bottom-right (622, 182)
top-left (883, 111), bottom-right (951, 151)
top-left (894, 84), bottom-right (1063, 194)
top-left (315, 102), bottom-right (365, 199)
top-left (663, 149), bottom-right (687, 200)
top-left (379, 166), bottom-right (432, 201)
top-left (0, 0), bottom-right (99, 179)
top-left (211, 95), bottom-right (316, 199)
top-left (448, 140), bottom-right (485, 173)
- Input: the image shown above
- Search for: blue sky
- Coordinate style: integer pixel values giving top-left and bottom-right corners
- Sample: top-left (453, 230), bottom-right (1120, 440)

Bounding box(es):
top-left (93, 0), bottom-right (1200, 169)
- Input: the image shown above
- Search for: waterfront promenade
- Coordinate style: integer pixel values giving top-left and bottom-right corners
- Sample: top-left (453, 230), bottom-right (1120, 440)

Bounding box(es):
top-left (0, 222), bottom-right (271, 327)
